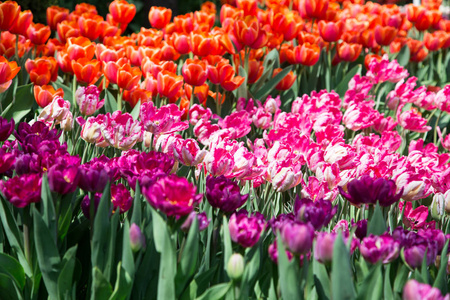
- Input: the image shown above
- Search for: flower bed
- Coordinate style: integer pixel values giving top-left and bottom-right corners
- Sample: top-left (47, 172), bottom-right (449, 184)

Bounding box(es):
top-left (0, 0), bottom-right (450, 299)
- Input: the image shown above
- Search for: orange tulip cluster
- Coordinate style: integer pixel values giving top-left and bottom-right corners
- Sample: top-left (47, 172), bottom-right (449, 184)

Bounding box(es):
top-left (0, 0), bottom-right (448, 111)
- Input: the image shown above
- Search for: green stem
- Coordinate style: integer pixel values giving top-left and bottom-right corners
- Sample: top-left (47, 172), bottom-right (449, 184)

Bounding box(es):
top-left (190, 85), bottom-right (195, 109)
top-left (244, 47), bottom-right (249, 77)
top-left (434, 110), bottom-right (443, 145)
top-left (215, 84), bottom-right (221, 117)
top-left (117, 89), bottom-right (123, 112)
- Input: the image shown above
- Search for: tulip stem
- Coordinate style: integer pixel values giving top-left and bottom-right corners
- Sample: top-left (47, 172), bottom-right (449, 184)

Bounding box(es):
top-left (434, 110), bottom-right (443, 145)
top-left (244, 47), bottom-right (250, 78)
top-left (72, 76), bottom-right (77, 110)
top-left (216, 84), bottom-right (221, 117)
top-left (15, 34), bottom-right (19, 62)
top-left (117, 89), bottom-right (123, 112)
top-left (190, 86), bottom-right (195, 109)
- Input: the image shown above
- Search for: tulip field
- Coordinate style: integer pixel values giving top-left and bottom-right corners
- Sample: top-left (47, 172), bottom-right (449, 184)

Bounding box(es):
top-left (1, 0), bottom-right (450, 298)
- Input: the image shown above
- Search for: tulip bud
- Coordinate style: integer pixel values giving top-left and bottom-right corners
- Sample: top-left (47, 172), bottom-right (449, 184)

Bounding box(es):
top-left (227, 253), bottom-right (244, 281)
top-left (129, 223), bottom-right (146, 252)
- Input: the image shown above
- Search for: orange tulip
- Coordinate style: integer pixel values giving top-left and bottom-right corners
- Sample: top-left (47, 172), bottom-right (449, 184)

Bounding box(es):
top-left (78, 13), bottom-right (104, 41)
top-left (233, 16), bottom-right (269, 49)
top-left (46, 6), bottom-right (69, 31)
top-left (72, 58), bottom-right (101, 85)
top-left (98, 21), bottom-right (120, 42)
top-left (0, 1), bottom-right (21, 31)
top-left (295, 43), bottom-right (321, 66)
top-left (9, 10), bottom-right (33, 37)
top-left (407, 39), bottom-right (428, 62)
top-left (247, 59), bottom-right (264, 84)
top-left (283, 14), bottom-right (303, 41)
top-left (75, 3), bottom-right (97, 15)
top-left (337, 42), bottom-right (362, 62)
top-left (160, 42), bottom-right (180, 61)
top-left (194, 11), bottom-right (215, 31)
top-left (0, 56), bottom-right (20, 93)
top-left (148, 7), bottom-right (172, 29)
top-left (220, 5), bottom-right (243, 24)
top-left (25, 56), bottom-right (58, 86)
top-left (237, 0), bottom-right (258, 16)
top-left (123, 88), bottom-right (152, 108)
top-left (103, 57), bottom-right (142, 90)
top-left (56, 20), bottom-right (80, 43)
top-left (318, 20), bottom-right (343, 42)
top-left (33, 84), bottom-right (63, 108)
top-left (56, 51), bottom-right (74, 74)
top-left (174, 13), bottom-right (195, 34)
top-left (364, 54), bottom-right (382, 70)
top-left (27, 23), bottom-right (51, 45)
top-left (424, 31), bottom-right (448, 51)
top-left (341, 31), bottom-right (360, 44)
top-left (415, 10), bottom-right (432, 31)
top-left (171, 33), bottom-right (191, 55)
top-left (297, 31), bottom-right (323, 46)
top-left (190, 33), bottom-right (221, 57)
top-left (298, 0), bottom-right (328, 20)
top-left (207, 62), bottom-right (245, 91)
top-left (182, 59), bottom-right (207, 87)
top-left (406, 5), bottom-right (424, 23)
top-left (201, 1), bottom-right (217, 14)
top-left (66, 36), bottom-right (96, 61)
top-left (109, 0), bottom-right (136, 25)
top-left (184, 83), bottom-right (210, 105)
top-left (273, 68), bottom-right (296, 91)
top-left (136, 28), bottom-right (163, 47)
top-left (141, 58), bottom-right (177, 79)
top-left (96, 44), bottom-right (125, 63)
top-left (157, 71), bottom-right (183, 99)
top-left (374, 25), bottom-right (398, 46)
top-left (360, 29), bottom-right (377, 49)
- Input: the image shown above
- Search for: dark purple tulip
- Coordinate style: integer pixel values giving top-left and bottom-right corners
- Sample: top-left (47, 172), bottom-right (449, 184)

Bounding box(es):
top-left (0, 117), bottom-right (14, 142)
top-left (359, 234), bottom-right (400, 264)
top-left (14, 121), bottom-right (60, 144)
top-left (339, 175), bottom-right (403, 207)
top-left (0, 174), bottom-right (41, 207)
top-left (206, 175), bottom-right (249, 213)
top-left (48, 163), bottom-right (80, 195)
top-left (403, 235), bottom-right (438, 269)
top-left (181, 211), bottom-right (210, 232)
top-left (142, 174), bottom-right (202, 217)
top-left (229, 210), bottom-right (266, 248)
top-left (268, 240), bottom-right (294, 264)
top-left (81, 193), bottom-right (101, 219)
top-left (280, 220), bottom-right (314, 255)
top-left (111, 183), bottom-right (132, 213)
top-left (269, 213), bottom-right (295, 232)
top-left (294, 197), bottom-right (337, 230)
top-left (352, 219), bottom-right (368, 240)
top-left (392, 226), bottom-right (409, 247)
top-left (418, 228), bottom-right (445, 253)
top-left (78, 164), bottom-right (109, 193)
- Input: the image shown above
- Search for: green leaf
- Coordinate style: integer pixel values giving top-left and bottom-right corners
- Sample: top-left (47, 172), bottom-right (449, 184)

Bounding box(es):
top-left (104, 89), bottom-right (117, 113)
top-left (276, 237), bottom-right (302, 300)
top-left (109, 262), bottom-right (133, 300)
top-left (254, 66), bottom-right (293, 101)
top-left (239, 245), bottom-right (261, 300)
top-left (40, 174), bottom-right (57, 241)
top-left (0, 273), bottom-right (21, 300)
top-left (312, 258), bottom-right (330, 300)
top-left (33, 207), bottom-right (61, 299)
top-left (393, 264), bottom-right (410, 293)
top-left (151, 207), bottom-right (176, 300)
top-left (356, 264), bottom-right (382, 300)
top-left (195, 282), bottom-right (231, 300)
top-left (367, 202), bottom-right (387, 236)
top-left (130, 100), bottom-right (141, 121)
top-left (417, 65), bottom-right (430, 82)
top-left (433, 240), bottom-right (449, 295)
top-left (53, 81), bottom-right (74, 105)
top-left (383, 264), bottom-right (394, 300)
top-left (91, 267), bottom-right (113, 300)
top-left (331, 232), bottom-right (356, 300)
top-left (335, 65), bottom-right (362, 98)
top-left (237, 66), bottom-right (248, 100)
top-left (176, 217), bottom-right (199, 297)
top-left (223, 216), bottom-right (232, 277)
top-left (0, 253), bottom-right (26, 290)
top-left (130, 182), bottom-right (142, 226)
top-left (2, 83), bottom-right (34, 123)
top-left (57, 245), bottom-right (78, 299)
top-left (397, 46), bottom-right (410, 67)
top-left (91, 182), bottom-right (112, 273)
top-left (121, 220), bottom-right (135, 280)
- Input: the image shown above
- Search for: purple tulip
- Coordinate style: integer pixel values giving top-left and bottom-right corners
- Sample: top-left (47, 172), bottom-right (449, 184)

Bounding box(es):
top-left (0, 148), bottom-right (15, 174)
top-left (142, 174), bottom-right (202, 217)
top-left (418, 228), bottom-right (446, 253)
top-left (206, 175), bottom-right (249, 213)
top-left (280, 220), bottom-right (314, 255)
top-left (339, 175), bottom-right (403, 207)
top-left (229, 210), bottom-right (266, 248)
top-left (314, 232), bottom-right (338, 264)
top-left (268, 240), bottom-right (294, 264)
top-left (352, 219), bottom-right (368, 240)
top-left (269, 213), bottom-right (296, 232)
top-left (0, 174), bottom-right (41, 207)
top-left (294, 197), bottom-right (337, 230)
top-left (78, 164), bottom-right (109, 193)
top-left (403, 279), bottom-right (449, 300)
top-left (111, 183), bottom-right (132, 214)
top-left (81, 193), bottom-right (101, 219)
top-left (0, 117), bottom-right (14, 142)
top-left (14, 121), bottom-right (60, 144)
top-left (48, 163), bottom-right (80, 195)
top-left (403, 234), bottom-right (438, 269)
top-left (129, 223), bottom-right (146, 252)
top-left (181, 211), bottom-right (210, 232)
top-left (359, 234), bottom-right (400, 264)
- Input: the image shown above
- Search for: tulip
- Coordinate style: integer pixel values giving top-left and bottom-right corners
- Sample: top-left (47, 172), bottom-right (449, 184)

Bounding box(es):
top-left (81, 193), bottom-right (101, 219)
top-left (0, 148), bottom-right (15, 174)
top-left (404, 237), bottom-right (438, 269)
top-left (205, 175), bottom-right (248, 213)
top-left (337, 42), bottom-right (362, 62)
top-left (47, 6), bottom-right (69, 31)
top-left (227, 253), bottom-right (245, 281)
top-left (75, 85), bottom-right (104, 116)
top-left (233, 16), bottom-right (269, 49)
top-left (129, 223), bottom-right (146, 252)
top-left (27, 23), bottom-right (51, 45)
top-left (103, 58), bottom-right (142, 91)
top-left (34, 85), bottom-right (63, 108)
top-left (247, 59), bottom-right (264, 84)
top-left (0, 174), bottom-right (41, 208)
top-left (280, 220), bottom-right (314, 255)
top-left (294, 43), bottom-right (320, 66)
top-left (294, 197), bottom-right (337, 230)
top-left (180, 211), bottom-right (210, 232)
top-left (25, 56), bottom-right (58, 86)
top-left (148, 7), bottom-right (172, 29)
top-left (374, 25), bottom-right (398, 46)
top-left (339, 175), bottom-right (403, 207)
top-left (182, 59), bottom-right (207, 87)
top-left (0, 1), bottom-right (21, 31)
top-left (100, 111), bottom-right (142, 151)
top-left (109, 0), bottom-right (136, 25)
top-left (66, 36), bottom-right (96, 61)
top-left (273, 68), bottom-right (296, 91)
top-left (298, 0), bottom-right (328, 20)
top-left (72, 58), bottom-right (101, 86)
top-left (142, 174), bottom-right (202, 217)
top-left (318, 20), bottom-right (343, 42)
top-left (0, 117), bottom-right (14, 142)
top-left (38, 96), bottom-right (71, 124)
top-left (111, 183), bottom-right (132, 213)
top-left (0, 56), bottom-right (20, 93)
top-left (9, 10), bottom-right (32, 37)
top-left (78, 164), bottom-right (109, 193)
top-left (229, 210), bottom-right (266, 248)
top-left (314, 232), bottom-right (337, 264)
top-left (403, 279), bottom-right (448, 300)
top-left (78, 13), bottom-right (104, 41)
top-left (359, 234), bottom-right (400, 264)
top-left (48, 163), bottom-right (80, 195)
top-left (156, 71), bottom-right (183, 99)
